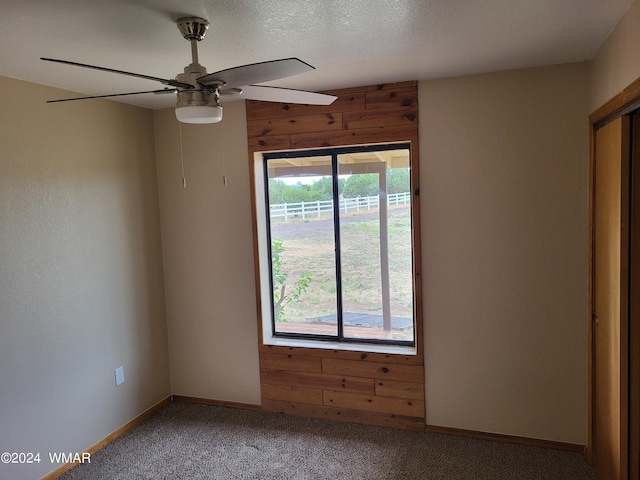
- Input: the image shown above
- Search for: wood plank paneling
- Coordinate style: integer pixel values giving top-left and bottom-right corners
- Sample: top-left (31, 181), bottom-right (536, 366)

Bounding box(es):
top-left (322, 358), bottom-right (424, 383)
top-left (260, 353), bottom-right (322, 373)
top-left (247, 113), bottom-right (343, 137)
top-left (261, 384), bottom-right (323, 405)
top-left (248, 134), bottom-right (291, 152)
top-left (262, 399), bottom-right (425, 431)
top-left (247, 82), bottom-right (424, 430)
top-left (375, 379), bottom-right (424, 400)
top-left (365, 88), bottom-right (419, 110)
top-left (323, 390), bottom-right (424, 417)
top-left (290, 125), bottom-right (417, 149)
top-left (259, 344), bottom-right (423, 365)
top-left (343, 107), bottom-right (418, 130)
top-left (261, 368), bottom-right (375, 394)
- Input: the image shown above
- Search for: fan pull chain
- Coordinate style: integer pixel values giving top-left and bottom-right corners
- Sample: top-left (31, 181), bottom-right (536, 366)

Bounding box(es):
top-left (178, 122), bottom-right (187, 188)
top-left (221, 120), bottom-right (227, 187)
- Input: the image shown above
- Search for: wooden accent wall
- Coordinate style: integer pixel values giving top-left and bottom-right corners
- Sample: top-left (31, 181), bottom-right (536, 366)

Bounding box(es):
top-left (246, 81), bottom-right (419, 157)
top-left (259, 346), bottom-right (424, 430)
top-left (246, 81), bottom-right (424, 430)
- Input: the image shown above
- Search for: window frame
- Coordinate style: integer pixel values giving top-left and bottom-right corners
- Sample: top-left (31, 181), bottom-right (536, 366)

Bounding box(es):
top-left (256, 142), bottom-right (417, 351)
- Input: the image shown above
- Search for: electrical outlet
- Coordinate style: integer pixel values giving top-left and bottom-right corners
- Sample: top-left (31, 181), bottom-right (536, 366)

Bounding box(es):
top-left (115, 366), bottom-right (125, 386)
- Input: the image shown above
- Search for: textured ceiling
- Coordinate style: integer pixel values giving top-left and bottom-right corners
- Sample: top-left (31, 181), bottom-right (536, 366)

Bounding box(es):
top-left (0, 0), bottom-right (632, 109)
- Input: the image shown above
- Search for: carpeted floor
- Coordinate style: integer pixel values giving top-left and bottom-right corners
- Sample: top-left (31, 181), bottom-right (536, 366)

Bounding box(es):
top-left (60, 402), bottom-right (597, 479)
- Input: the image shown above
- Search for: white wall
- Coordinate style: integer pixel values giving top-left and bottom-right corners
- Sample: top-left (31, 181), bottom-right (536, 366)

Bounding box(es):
top-left (153, 102), bottom-right (261, 404)
top-left (0, 76), bottom-right (170, 480)
top-left (590, 0), bottom-right (640, 111)
top-left (419, 63), bottom-right (590, 444)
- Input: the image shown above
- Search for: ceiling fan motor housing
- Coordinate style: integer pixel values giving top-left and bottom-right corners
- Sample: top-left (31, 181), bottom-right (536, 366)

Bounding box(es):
top-left (176, 89), bottom-right (220, 108)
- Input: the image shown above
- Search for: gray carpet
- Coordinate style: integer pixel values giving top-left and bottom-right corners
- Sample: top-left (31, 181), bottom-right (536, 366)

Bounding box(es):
top-left (60, 402), bottom-right (597, 479)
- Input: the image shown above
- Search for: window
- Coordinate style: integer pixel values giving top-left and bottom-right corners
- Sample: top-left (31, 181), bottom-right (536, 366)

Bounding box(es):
top-left (255, 143), bottom-right (416, 349)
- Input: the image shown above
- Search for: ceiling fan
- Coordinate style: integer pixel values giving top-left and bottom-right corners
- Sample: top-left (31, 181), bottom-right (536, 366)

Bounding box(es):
top-left (42, 16), bottom-right (337, 124)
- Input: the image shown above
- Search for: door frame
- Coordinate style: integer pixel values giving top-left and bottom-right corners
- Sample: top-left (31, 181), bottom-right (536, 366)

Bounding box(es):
top-left (630, 115), bottom-right (640, 480)
top-left (589, 76), bottom-right (640, 478)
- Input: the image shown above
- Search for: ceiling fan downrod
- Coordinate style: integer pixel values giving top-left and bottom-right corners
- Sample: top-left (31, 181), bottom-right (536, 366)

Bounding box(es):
top-left (176, 17), bottom-right (209, 66)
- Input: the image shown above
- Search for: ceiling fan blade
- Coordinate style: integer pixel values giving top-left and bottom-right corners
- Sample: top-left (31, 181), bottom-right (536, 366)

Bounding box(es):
top-left (46, 89), bottom-right (178, 103)
top-left (41, 57), bottom-right (193, 89)
top-left (237, 85), bottom-right (337, 105)
top-left (197, 58), bottom-right (314, 89)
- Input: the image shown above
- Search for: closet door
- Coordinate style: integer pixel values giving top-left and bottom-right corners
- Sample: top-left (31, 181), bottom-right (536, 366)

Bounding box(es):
top-left (593, 116), bottom-right (630, 480)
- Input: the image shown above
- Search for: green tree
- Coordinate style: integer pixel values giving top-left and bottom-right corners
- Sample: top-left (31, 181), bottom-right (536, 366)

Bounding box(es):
top-left (309, 176), bottom-right (334, 199)
top-left (268, 179), bottom-right (287, 204)
top-left (269, 176), bottom-right (353, 205)
top-left (271, 238), bottom-right (312, 322)
top-left (387, 168), bottom-right (410, 194)
top-left (341, 173), bottom-right (379, 198)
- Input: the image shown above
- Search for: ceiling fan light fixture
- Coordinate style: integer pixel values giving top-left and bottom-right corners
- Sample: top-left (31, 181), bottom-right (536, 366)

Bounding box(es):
top-left (175, 105), bottom-right (223, 124)
top-left (175, 90), bottom-right (223, 124)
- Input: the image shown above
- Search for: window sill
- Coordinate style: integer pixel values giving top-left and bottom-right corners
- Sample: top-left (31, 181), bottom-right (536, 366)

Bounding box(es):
top-left (263, 336), bottom-right (417, 356)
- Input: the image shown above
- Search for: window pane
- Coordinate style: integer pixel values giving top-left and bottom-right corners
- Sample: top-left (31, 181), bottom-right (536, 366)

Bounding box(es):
top-left (337, 150), bottom-right (414, 342)
top-left (267, 156), bottom-right (338, 337)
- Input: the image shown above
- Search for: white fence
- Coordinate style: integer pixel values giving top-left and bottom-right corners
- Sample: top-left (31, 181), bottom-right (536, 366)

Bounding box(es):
top-left (270, 191), bottom-right (410, 222)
